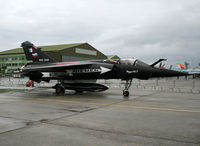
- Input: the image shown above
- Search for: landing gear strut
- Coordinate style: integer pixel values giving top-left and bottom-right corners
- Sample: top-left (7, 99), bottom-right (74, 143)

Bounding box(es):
top-left (123, 79), bottom-right (132, 97)
top-left (55, 83), bottom-right (65, 95)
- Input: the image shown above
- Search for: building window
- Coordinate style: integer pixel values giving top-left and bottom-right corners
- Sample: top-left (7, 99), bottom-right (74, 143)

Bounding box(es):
top-left (12, 63), bottom-right (18, 66)
top-left (75, 48), bottom-right (97, 56)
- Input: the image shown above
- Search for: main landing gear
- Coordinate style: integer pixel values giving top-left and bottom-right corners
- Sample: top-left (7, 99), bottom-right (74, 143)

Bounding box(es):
top-left (123, 79), bottom-right (132, 97)
top-left (54, 83), bottom-right (65, 95)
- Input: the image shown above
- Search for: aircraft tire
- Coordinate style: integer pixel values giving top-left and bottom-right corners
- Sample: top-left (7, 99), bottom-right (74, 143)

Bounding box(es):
top-left (123, 90), bottom-right (129, 97)
top-left (55, 84), bottom-right (65, 95)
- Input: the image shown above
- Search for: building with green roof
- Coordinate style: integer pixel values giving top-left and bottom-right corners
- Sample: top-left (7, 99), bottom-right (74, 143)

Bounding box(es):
top-left (0, 43), bottom-right (107, 74)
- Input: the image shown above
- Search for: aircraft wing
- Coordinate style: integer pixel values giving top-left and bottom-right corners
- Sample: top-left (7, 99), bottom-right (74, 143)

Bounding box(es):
top-left (23, 61), bottom-right (95, 72)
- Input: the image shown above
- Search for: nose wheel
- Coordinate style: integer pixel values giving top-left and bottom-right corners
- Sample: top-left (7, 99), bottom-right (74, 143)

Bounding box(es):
top-left (123, 90), bottom-right (129, 97)
top-left (123, 79), bottom-right (132, 97)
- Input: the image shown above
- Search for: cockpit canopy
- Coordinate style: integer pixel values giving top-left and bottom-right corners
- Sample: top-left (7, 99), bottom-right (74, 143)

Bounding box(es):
top-left (119, 59), bottom-right (137, 66)
top-left (120, 59), bottom-right (149, 67)
top-left (104, 58), bottom-right (150, 68)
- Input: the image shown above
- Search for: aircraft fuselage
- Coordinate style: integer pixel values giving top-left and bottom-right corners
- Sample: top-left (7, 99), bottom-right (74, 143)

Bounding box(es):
top-left (22, 59), bottom-right (187, 82)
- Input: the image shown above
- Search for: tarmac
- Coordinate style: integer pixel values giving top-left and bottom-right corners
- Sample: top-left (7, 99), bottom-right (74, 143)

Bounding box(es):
top-left (0, 85), bottom-right (200, 146)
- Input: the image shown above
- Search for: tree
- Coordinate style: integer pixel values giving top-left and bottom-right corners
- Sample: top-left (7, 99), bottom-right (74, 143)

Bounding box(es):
top-left (1, 66), bottom-right (7, 74)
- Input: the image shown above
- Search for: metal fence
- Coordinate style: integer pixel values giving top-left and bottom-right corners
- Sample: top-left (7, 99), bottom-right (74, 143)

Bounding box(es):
top-left (0, 77), bottom-right (200, 94)
top-left (98, 77), bottom-right (200, 94)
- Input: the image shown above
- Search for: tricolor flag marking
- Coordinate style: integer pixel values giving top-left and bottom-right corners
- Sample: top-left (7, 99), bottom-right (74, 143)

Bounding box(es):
top-left (28, 48), bottom-right (34, 53)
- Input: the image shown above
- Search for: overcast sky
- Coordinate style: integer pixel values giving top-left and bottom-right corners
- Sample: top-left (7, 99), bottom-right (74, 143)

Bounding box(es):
top-left (0, 0), bottom-right (200, 67)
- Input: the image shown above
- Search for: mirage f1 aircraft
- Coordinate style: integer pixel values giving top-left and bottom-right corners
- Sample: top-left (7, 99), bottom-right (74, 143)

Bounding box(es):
top-left (21, 41), bottom-right (188, 97)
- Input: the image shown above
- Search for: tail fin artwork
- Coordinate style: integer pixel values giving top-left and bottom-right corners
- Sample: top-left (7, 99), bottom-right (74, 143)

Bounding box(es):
top-left (21, 41), bottom-right (55, 63)
top-left (176, 63), bottom-right (185, 70)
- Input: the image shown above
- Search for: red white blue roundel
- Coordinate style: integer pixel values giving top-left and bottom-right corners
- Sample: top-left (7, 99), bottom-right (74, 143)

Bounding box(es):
top-left (32, 53), bottom-right (38, 58)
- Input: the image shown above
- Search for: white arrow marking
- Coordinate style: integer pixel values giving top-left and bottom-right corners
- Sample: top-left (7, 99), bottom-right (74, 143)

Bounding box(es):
top-left (126, 70), bottom-right (138, 74)
top-left (100, 66), bottom-right (111, 74)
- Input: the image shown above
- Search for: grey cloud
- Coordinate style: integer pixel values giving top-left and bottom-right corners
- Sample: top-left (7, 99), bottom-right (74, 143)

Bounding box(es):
top-left (93, 1), bottom-right (200, 66)
top-left (0, 0), bottom-right (200, 67)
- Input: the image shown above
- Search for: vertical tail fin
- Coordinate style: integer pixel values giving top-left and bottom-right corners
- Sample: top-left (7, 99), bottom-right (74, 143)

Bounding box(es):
top-left (169, 65), bottom-right (173, 70)
top-left (21, 41), bottom-right (55, 63)
top-left (184, 62), bottom-right (192, 70)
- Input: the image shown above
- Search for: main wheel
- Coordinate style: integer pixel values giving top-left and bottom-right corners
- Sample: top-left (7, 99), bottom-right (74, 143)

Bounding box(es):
top-left (123, 90), bottom-right (129, 97)
top-left (55, 84), bottom-right (65, 95)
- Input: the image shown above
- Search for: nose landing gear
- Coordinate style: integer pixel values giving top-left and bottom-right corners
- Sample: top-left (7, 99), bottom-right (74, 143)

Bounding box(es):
top-left (123, 79), bottom-right (132, 97)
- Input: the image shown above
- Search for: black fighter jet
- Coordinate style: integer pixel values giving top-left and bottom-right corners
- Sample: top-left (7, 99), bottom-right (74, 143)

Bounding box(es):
top-left (21, 41), bottom-right (188, 97)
